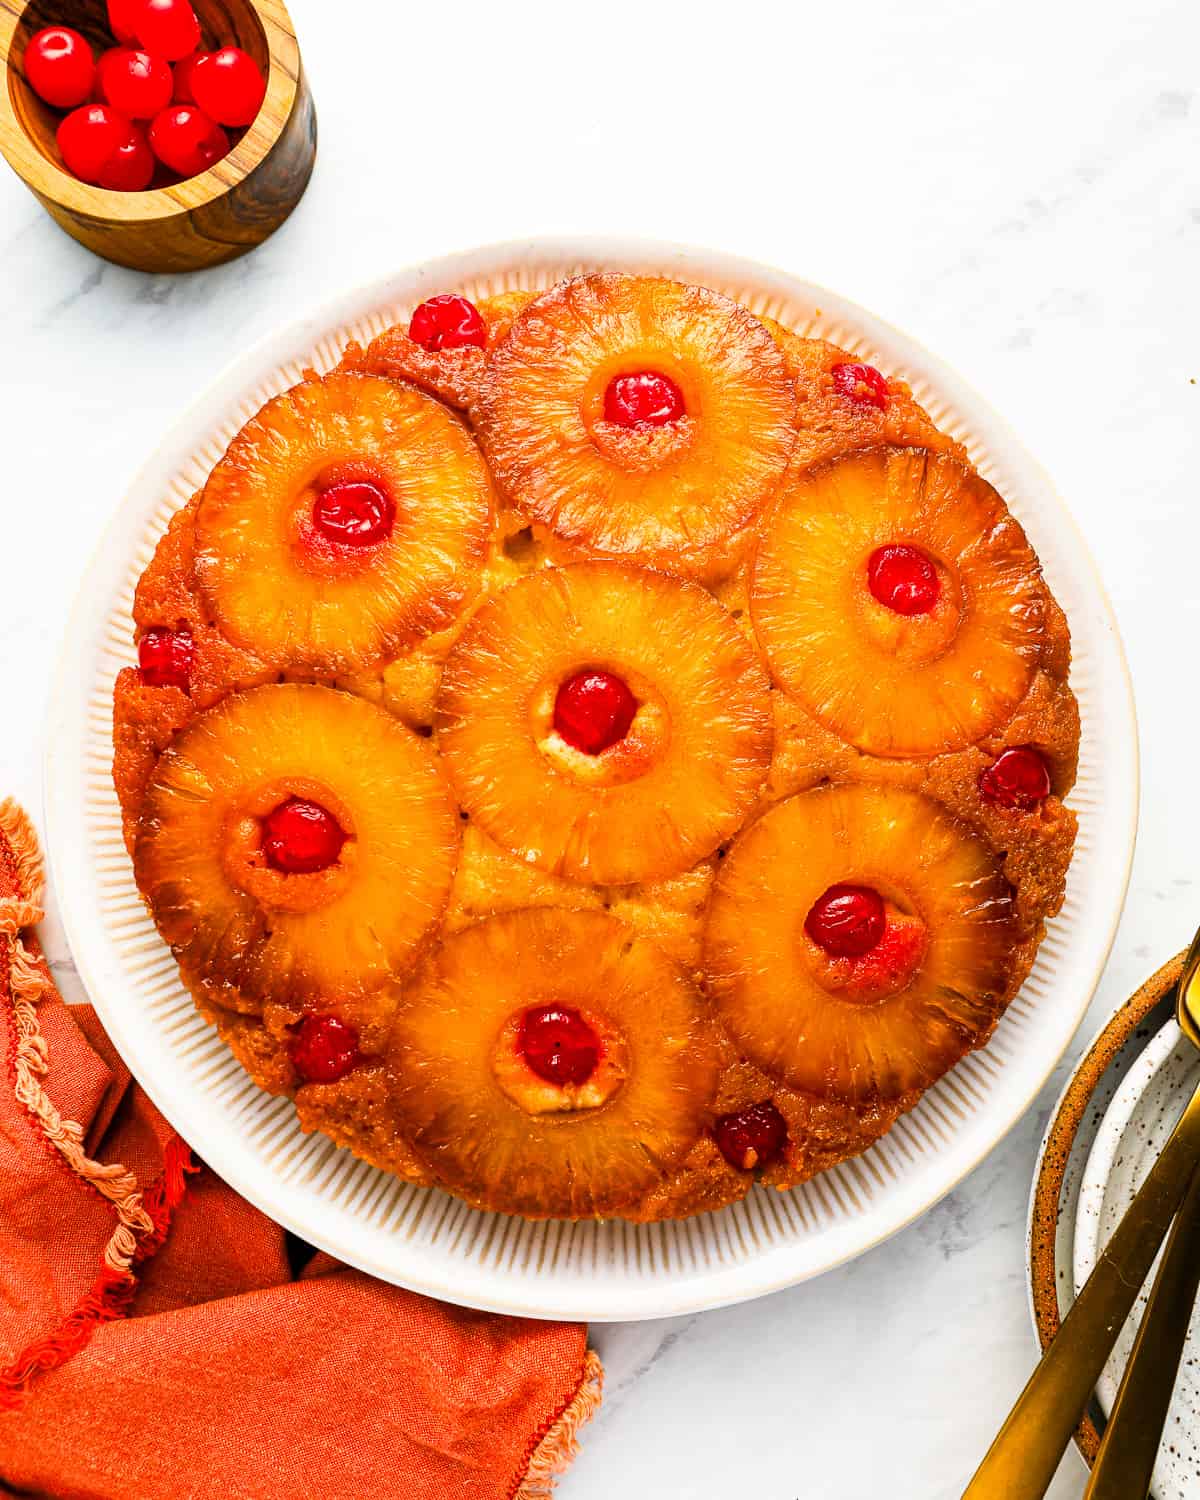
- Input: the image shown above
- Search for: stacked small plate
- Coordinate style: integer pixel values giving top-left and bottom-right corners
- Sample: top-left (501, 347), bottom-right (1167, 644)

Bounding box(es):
top-left (1028, 952), bottom-right (1200, 1497)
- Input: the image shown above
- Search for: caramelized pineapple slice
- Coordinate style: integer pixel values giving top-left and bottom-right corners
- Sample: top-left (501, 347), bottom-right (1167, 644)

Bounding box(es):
top-left (476, 273), bottom-right (797, 577)
top-left (194, 372), bottom-right (492, 674)
top-left (751, 446), bottom-right (1048, 756)
top-left (437, 562), bottom-right (772, 885)
top-left (134, 683), bottom-right (458, 1007)
top-left (705, 783), bottom-right (1020, 1103)
top-left (388, 908), bottom-right (719, 1219)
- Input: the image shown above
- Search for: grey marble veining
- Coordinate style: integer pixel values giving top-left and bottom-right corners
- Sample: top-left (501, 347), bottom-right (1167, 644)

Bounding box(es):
top-left (2, 0), bottom-right (1198, 1494)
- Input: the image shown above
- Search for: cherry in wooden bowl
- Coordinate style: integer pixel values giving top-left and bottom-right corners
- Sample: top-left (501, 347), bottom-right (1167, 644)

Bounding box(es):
top-left (0, 0), bottom-right (316, 272)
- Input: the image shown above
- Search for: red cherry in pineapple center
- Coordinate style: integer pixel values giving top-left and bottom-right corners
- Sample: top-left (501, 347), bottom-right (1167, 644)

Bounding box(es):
top-left (262, 798), bottom-right (346, 874)
top-left (312, 480), bottom-right (395, 548)
top-left (805, 884), bottom-right (886, 958)
top-left (553, 669), bottom-right (638, 755)
top-left (408, 294), bottom-right (486, 352)
top-left (715, 1101), bottom-right (787, 1171)
top-left (979, 746), bottom-right (1051, 809)
top-left (603, 371), bottom-right (685, 428)
top-left (289, 1014), bottom-right (360, 1083)
top-left (518, 1005), bottom-right (601, 1087)
top-left (867, 544), bottom-right (942, 616)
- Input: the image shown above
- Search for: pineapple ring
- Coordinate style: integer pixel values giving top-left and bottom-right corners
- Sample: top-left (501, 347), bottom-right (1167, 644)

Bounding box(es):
top-left (704, 783), bottom-right (1019, 1104)
top-left (751, 446), bottom-right (1048, 757)
top-left (476, 274), bottom-right (797, 576)
top-left (387, 908), bottom-right (719, 1219)
top-left (134, 683), bottom-right (459, 1008)
top-left (194, 372), bottom-right (492, 673)
top-left (436, 562), bottom-right (774, 885)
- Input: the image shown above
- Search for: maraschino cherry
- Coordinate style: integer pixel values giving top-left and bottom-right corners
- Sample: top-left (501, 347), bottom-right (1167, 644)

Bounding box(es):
top-left (805, 884), bottom-right (886, 958)
top-left (831, 361), bottom-right (889, 410)
top-left (172, 50), bottom-right (203, 102)
top-left (57, 103), bottom-right (130, 186)
top-left (518, 1005), bottom-right (601, 1087)
top-left (98, 126), bottom-right (154, 190)
top-left (24, 27), bottom-right (95, 110)
top-left (148, 104), bottom-right (229, 176)
top-left (603, 371), bottom-right (685, 428)
top-left (715, 1101), bottom-right (787, 1171)
top-left (312, 480), bottom-right (395, 547)
top-left (979, 747), bottom-right (1051, 810)
top-left (408, 295), bottom-right (487, 352)
top-left (289, 1014), bottom-right (360, 1083)
top-left (868, 544), bottom-right (941, 616)
top-left (97, 47), bottom-right (173, 119)
top-left (261, 798), bottom-right (346, 874)
top-left (108, 0), bottom-right (143, 47)
top-left (138, 625), bottom-right (194, 689)
top-left (191, 46), bottom-right (267, 127)
top-left (134, 0), bottom-right (202, 62)
top-left (553, 669), bottom-right (638, 755)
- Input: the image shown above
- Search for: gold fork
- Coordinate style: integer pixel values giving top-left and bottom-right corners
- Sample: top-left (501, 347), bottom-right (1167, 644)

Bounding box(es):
top-left (1080, 1151), bottom-right (1200, 1497)
top-left (963, 924), bottom-right (1200, 1499)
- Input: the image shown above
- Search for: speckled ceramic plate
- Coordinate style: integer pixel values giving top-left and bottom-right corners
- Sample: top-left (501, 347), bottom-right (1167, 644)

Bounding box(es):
top-left (44, 238), bottom-right (1137, 1320)
top-left (1028, 952), bottom-right (1186, 1473)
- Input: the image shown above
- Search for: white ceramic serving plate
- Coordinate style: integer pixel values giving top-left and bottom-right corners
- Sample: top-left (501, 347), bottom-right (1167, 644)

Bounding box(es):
top-left (44, 237), bottom-right (1137, 1321)
top-left (1073, 1019), bottom-right (1200, 1498)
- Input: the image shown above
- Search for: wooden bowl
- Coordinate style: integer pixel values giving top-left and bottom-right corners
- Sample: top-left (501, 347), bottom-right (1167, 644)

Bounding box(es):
top-left (0, 0), bottom-right (316, 273)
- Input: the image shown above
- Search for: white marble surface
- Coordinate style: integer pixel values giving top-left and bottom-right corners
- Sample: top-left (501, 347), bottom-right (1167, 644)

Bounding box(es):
top-left (2, 0), bottom-right (1199, 1494)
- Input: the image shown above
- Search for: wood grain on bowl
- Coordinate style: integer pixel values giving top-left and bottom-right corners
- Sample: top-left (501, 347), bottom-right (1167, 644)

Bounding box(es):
top-left (0, 0), bottom-right (315, 272)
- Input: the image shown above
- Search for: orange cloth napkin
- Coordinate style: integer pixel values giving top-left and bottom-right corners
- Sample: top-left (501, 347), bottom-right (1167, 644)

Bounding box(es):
top-left (0, 800), bottom-right (601, 1500)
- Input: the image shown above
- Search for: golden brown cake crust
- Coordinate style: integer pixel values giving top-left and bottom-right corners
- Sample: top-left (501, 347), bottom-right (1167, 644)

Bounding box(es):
top-left (340, 291), bottom-right (535, 412)
top-left (113, 276), bottom-right (1080, 1222)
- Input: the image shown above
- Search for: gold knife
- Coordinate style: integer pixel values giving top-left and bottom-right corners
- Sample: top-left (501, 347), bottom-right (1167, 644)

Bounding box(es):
top-left (1082, 1156), bottom-right (1200, 1498)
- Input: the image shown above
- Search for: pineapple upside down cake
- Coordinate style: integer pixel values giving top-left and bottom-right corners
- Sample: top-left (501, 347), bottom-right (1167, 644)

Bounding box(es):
top-left (113, 273), bottom-right (1079, 1222)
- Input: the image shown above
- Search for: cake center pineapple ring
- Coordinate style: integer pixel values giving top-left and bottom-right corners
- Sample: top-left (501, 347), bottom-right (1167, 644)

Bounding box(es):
top-left (553, 669), bottom-right (638, 755)
top-left (490, 1002), bottom-right (630, 1117)
top-left (530, 659), bottom-right (671, 789)
top-left (310, 475), bottom-right (396, 549)
top-left (520, 1005), bottom-right (601, 1084)
top-left (261, 796), bottom-right (347, 874)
